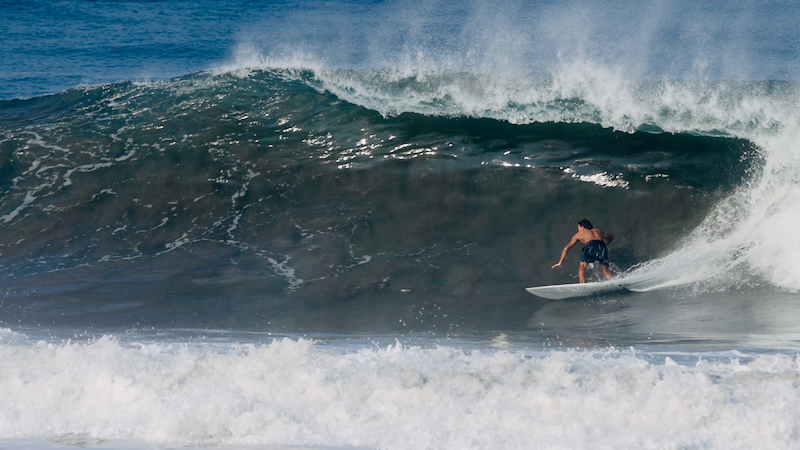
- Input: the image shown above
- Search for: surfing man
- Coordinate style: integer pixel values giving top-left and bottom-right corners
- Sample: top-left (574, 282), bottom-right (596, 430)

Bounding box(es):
top-left (551, 219), bottom-right (614, 283)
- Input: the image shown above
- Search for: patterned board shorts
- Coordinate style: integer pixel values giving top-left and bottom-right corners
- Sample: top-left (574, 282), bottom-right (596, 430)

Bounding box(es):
top-left (580, 240), bottom-right (610, 267)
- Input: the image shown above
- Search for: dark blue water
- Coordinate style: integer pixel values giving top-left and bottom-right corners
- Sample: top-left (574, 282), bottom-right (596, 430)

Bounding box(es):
top-left (2, 1), bottom-right (800, 448)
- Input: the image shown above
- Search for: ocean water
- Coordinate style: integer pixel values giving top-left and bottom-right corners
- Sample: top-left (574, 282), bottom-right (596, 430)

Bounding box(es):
top-left (2, 0), bottom-right (800, 448)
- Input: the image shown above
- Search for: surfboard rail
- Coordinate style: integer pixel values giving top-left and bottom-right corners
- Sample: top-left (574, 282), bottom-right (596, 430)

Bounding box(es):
top-left (525, 281), bottom-right (627, 300)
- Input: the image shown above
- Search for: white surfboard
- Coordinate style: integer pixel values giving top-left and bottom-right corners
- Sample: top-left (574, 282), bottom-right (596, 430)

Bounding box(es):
top-left (525, 281), bottom-right (626, 300)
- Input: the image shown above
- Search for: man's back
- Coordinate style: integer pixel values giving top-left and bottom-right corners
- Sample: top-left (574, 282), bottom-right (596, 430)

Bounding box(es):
top-left (576, 228), bottom-right (608, 244)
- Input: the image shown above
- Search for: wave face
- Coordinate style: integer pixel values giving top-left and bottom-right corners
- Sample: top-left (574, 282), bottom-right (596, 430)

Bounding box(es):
top-left (0, 70), bottom-right (764, 330)
top-left (1, 0), bottom-right (799, 333)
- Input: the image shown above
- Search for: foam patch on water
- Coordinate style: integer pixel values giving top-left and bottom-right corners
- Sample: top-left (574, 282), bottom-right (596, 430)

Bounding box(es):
top-left (1, 336), bottom-right (799, 449)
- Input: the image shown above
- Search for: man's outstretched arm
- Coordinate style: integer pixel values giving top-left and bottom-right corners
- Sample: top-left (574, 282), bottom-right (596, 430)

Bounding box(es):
top-left (552, 235), bottom-right (579, 269)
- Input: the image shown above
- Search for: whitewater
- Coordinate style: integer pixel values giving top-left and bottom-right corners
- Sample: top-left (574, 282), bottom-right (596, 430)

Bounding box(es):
top-left (2, 0), bottom-right (800, 449)
top-left (1, 330), bottom-right (799, 450)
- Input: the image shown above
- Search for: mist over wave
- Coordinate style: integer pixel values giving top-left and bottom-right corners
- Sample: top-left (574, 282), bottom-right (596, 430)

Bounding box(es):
top-left (216, 0), bottom-right (800, 294)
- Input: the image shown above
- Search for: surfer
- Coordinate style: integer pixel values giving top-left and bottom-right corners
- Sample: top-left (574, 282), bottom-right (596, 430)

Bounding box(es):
top-left (551, 219), bottom-right (614, 283)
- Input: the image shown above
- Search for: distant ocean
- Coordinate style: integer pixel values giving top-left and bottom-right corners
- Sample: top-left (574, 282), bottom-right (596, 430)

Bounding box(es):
top-left (2, 1), bottom-right (800, 449)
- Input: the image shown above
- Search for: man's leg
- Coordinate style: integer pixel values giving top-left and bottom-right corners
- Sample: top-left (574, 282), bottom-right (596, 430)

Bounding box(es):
top-left (579, 262), bottom-right (588, 283)
top-left (601, 264), bottom-right (613, 280)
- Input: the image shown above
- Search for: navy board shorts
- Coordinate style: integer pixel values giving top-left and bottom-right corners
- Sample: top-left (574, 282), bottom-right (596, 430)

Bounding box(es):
top-left (580, 240), bottom-right (610, 267)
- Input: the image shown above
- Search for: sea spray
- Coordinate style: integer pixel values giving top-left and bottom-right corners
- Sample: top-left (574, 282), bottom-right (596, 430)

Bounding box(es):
top-left (217, 0), bottom-right (800, 292)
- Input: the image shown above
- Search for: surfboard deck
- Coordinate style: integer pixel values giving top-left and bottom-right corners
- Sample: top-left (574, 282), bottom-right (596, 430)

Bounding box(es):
top-left (525, 281), bottom-right (627, 300)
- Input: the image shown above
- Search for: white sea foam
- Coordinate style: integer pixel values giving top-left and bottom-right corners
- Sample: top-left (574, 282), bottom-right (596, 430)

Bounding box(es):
top-left (0, 334), bottom-right (799, 449)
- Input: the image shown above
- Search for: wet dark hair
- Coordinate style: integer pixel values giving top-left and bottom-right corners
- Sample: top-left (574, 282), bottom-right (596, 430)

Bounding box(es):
top-left (577, 219), bottom-right (593, 229)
